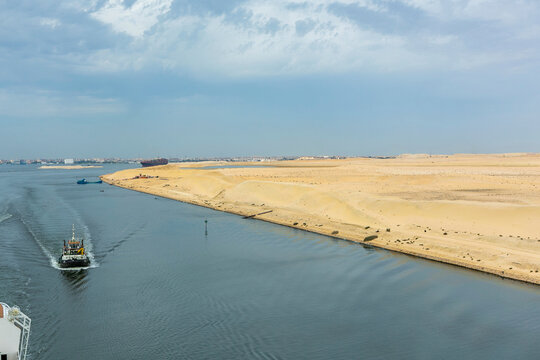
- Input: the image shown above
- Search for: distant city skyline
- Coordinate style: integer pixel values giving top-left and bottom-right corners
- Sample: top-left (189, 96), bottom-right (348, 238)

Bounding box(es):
top-left (0, 155), bottom-right (349, 164)
top-left (1, 0), bottom-right (539, 159)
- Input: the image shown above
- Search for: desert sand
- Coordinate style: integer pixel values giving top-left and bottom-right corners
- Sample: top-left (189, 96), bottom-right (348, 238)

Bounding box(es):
top-left (102, 154), bottom-right (540, 284)
top-left (39, 165), bottom-right (103, 169)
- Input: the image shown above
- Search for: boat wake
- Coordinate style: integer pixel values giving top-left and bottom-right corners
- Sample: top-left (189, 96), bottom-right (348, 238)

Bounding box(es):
top-left (0, 202), bottom-right (13, 224)
top-left (99, 219), bottom-right (148, 261)
top-left (0, 212), bottom-right (12, 224)
top-left (19, 215), bottom-right (99, 271)
top-left (15, 186), bottom-right (99, 270)
top-left (57, 265), bottom-right (95, 271)
top-left (63, 222), bottom-right (99, 271)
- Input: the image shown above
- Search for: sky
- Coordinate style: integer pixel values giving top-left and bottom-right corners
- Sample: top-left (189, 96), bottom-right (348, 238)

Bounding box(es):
top-left (1, 0), bottom-right (539, 159)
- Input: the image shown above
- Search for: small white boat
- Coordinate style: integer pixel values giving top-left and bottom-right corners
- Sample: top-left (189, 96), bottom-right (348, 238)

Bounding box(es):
top-left (0, 302), bottom-right (31, 360)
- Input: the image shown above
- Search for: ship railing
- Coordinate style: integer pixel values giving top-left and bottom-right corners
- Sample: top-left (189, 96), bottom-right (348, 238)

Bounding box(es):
top-left (0, 302), bottom-right (31, 360)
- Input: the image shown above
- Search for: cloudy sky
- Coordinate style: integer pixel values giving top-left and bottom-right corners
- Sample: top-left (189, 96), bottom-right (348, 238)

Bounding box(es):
top-left (1, 0), bottom-right (539, 158)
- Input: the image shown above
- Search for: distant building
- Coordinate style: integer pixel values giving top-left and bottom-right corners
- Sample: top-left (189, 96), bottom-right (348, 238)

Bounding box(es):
top-left (64, 158), bottom-right (74, 165)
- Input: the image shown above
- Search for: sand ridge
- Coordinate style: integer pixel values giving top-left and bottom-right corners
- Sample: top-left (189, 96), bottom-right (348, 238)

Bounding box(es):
top-left (101, 154), bottom-right (540, 284)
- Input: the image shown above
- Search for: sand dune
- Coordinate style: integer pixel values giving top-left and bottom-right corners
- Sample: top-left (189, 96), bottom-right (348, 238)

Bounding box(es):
top-left (102, 154), bottom-right (540, 284)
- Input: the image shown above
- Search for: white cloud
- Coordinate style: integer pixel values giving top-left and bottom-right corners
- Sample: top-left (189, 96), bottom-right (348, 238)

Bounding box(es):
top-left (70, 0), bottom-right (540, 76)
top-left (91, 0), bottom-right (173, 37)
top-left (88, 0), bottom-right (421, 76)
top-left (39, 18), bottom-right (61, 29)
top-left (402, 0), bottom-right (539, 24)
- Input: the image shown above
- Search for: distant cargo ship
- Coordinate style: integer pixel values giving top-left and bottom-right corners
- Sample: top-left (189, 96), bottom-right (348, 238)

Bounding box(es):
top-left (140, 158), bottom-right (168, 167)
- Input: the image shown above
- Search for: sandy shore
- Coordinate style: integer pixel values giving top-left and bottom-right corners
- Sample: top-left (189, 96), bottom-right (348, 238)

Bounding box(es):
top-left (39, 165), bottom-right (103, 169)
top-left (102, 154), bottom-right (540, 284)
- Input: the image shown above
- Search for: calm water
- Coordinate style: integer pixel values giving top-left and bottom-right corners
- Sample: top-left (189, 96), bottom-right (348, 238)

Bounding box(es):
top-left (1, 164), bottom-right (539, 359)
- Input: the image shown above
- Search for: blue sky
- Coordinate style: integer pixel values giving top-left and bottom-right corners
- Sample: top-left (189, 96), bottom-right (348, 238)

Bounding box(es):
top-left (1, 0), bottom-right (539, 158)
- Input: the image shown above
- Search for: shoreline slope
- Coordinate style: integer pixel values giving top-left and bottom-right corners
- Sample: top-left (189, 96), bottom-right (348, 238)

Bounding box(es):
top-left (101, 155), bottom-right (540, 285)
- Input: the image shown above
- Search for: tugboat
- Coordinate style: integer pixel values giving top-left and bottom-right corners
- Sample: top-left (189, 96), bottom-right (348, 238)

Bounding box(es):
top-left (58, 225), bottom-right (90, 268)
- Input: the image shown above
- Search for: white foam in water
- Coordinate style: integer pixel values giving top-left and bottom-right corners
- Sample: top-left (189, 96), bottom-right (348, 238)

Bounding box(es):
top-left (79, 222), bottom-right (98, 267)
top-left (0, 203), bottom-right (12, 224)
top-left (55, 193), bottom-right (100, 269)
top-left (16, 187), bottom-right (99, 271)
top-left (0, 212), bottom-right (12, 224)
top-left (19, 215), bottom-right (65, 269)
top-left (25, 220), bottom-right (99, 271)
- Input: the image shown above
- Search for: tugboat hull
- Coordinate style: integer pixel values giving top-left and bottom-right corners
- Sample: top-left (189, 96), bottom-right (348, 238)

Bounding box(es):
top-left (58, 256), bottom-right (90, 268)
top-left (77, 179), bottom-right (103, 184)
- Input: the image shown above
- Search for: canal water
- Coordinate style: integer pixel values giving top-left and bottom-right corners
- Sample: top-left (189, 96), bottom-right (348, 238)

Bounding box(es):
top-left (0, 164), bottom-right (539, 359)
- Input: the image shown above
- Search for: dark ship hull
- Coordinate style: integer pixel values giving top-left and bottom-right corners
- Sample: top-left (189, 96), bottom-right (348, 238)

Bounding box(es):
top-left (58, 256), bottom-right (90, 268)
top-left (77, 179), bottom-right (103, 184)
top-left (140, 158), bottom-right (168, 167)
